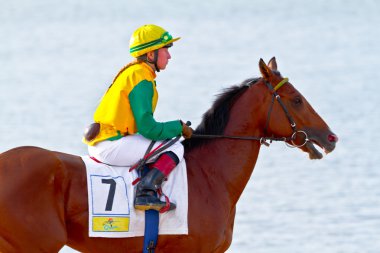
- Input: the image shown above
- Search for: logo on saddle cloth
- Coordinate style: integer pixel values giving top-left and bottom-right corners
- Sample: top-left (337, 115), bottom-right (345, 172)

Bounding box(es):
top-left (93, 217), bottom-right (129, 232)
top-left (90, 175), bottom-right (131, 232)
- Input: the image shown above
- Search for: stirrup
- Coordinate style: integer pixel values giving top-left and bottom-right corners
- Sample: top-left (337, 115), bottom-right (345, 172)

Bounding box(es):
top-left (134, 195), bottom-right (176, 212)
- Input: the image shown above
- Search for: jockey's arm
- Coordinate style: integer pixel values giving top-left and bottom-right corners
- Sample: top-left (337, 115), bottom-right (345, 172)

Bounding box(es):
top-left (129, 80), bottom-right (182, 140)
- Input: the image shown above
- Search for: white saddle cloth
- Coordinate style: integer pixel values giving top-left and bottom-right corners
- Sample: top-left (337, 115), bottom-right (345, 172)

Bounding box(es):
top-left (81, 156), bottom-right (188, 238)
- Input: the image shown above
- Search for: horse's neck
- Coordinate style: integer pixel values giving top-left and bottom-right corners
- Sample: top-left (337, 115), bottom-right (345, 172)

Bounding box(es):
top-left (187, 84), bottom-right (266, 206)
top-left (197, 139), bottom-right (261, 202)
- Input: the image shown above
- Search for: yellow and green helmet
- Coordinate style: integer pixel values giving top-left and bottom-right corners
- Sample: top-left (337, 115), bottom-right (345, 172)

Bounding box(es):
top-left (129, 24), bottom-right (180, 58)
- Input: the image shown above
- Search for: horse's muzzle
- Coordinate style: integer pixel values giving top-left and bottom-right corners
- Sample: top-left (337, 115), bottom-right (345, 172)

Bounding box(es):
top-left (301, 128), bottom-right (338, 159)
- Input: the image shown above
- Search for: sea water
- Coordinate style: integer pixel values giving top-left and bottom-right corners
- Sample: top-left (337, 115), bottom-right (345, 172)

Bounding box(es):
top-left (1, 0), bottom-right (379, 252)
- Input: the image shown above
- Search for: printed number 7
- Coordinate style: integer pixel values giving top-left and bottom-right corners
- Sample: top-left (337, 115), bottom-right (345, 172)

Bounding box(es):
top-left (102, 178), bottom-right (116, 211)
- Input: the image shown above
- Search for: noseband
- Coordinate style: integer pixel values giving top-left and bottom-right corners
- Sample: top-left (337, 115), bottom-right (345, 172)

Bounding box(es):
top-left (191, 78), bottom-right (309, 148)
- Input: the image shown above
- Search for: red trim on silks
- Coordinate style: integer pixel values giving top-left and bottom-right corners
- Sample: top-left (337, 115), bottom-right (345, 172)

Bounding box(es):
top-left (129, 165), bottom-right (136, 172)
top-left (153, 153), bottom-right (177, 177)
top-left (132, 178), bottom-right (141, 186)
top-left (90, 156), bottom-right (102, 163)
top-left (159, 195), bottom-right (171, 213)
top-left (157, 189), bottom-right (171, 213)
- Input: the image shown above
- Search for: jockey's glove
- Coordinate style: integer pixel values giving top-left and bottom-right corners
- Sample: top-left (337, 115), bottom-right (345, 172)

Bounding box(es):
top-left (181, 122), bottom-right (193, 139)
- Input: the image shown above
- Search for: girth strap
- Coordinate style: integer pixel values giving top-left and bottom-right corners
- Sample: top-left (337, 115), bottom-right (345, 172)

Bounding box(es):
top-left (140, 166), bottom-right (159, 253)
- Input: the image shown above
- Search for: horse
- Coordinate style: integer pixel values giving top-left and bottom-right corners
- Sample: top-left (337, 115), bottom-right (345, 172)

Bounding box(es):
top-left (0, 57), bottom-right (338, 253)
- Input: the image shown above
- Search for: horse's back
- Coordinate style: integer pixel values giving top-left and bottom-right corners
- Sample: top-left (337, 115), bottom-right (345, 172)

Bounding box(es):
top-left (0, 146), bottom-right (81, 253)
top-left (0, 146), bottom-right (75, 197)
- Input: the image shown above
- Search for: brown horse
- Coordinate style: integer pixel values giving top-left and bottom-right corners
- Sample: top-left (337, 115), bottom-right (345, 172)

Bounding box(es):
top-left (0, 58), bottom-right (337, 253)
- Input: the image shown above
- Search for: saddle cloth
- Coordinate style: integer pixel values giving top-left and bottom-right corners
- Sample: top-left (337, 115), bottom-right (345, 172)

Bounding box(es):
top-left (81, 156), bottom-right (189, 238)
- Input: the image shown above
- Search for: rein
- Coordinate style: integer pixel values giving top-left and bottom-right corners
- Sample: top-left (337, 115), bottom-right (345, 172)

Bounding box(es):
top-left (191, 77), bottom-right (309, 148)
top-left (191, 133), bottom-right (289, 146)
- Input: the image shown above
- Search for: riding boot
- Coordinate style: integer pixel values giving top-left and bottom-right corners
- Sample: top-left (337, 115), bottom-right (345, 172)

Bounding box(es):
top-left (134, 151), bottom-right (179, 211)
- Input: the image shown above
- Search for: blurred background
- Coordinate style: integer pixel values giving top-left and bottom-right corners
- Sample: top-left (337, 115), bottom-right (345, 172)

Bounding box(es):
top-left (1, 0), bottom-right (379, 252)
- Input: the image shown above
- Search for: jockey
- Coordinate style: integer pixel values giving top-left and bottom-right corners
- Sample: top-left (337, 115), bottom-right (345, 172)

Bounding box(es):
top-left (83, 24), bottom-right (193, 212)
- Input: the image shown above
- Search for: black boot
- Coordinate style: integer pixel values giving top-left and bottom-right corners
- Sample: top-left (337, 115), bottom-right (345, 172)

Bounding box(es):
top-left (134, 168), bottom-right (176, 211)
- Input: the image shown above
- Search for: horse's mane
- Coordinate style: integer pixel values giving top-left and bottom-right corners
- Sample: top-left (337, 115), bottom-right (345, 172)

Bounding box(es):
top-left (183, 77), bottom-right (261, 151)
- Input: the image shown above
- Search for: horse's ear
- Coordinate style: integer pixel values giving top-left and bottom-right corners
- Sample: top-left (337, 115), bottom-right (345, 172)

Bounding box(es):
top-left (259, 58), bottom-right (273, 80)
top-left (268, 57), bottom-right (277, 71)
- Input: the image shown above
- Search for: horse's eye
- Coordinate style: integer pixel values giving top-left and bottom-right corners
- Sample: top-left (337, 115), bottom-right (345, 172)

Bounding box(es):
top-left (293, 96), bottom-right (303, 105)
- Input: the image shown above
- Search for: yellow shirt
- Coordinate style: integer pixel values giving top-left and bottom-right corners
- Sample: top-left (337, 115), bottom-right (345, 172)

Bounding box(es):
top-left (85, 62), bottom-right (158, 145)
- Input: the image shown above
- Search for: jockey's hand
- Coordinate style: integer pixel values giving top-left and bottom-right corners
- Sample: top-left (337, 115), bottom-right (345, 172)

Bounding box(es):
top-left (181, 122), bottom-right (193, 139)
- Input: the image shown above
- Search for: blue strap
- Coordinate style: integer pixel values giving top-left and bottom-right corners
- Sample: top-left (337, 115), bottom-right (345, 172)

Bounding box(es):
top-left (143, 210), bottom-right (159, 253)
top-left (140, 165), bottom-right (159, 253)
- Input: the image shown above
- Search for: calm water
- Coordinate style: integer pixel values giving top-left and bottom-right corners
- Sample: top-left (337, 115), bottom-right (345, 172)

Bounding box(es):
top-left (1, 0), bottom-right (379, 252)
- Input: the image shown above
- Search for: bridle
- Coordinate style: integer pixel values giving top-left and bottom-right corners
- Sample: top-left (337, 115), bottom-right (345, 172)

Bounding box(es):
top-left (191, 77), bottom-right (309, 148)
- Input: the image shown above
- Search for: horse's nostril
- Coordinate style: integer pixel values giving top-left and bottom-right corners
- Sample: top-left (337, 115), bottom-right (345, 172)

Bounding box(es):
top-left (328, 134), bottom-right (338, 143)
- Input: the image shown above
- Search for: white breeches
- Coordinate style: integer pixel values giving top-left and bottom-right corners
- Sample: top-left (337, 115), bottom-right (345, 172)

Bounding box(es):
top-left (88, 134), bottom-right (184, 167)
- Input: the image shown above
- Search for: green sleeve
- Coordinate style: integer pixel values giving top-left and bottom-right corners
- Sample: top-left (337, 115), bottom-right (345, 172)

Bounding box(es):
top-left (128, 80), bottom-right (183, 140)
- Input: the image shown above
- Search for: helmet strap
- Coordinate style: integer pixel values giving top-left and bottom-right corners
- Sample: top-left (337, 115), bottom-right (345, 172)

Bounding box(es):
top-left (136, 49), bottom-right (160, 72)
top-left (139, 50), bottom-right (160, 72)
top-left (152, 50), bottom-right (160, 72)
